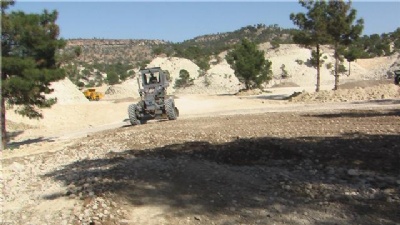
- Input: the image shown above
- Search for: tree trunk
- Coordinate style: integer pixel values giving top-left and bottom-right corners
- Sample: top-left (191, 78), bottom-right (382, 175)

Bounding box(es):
top-left (1, 94), bottom-right (7, 150)
top-left (333, 44), bottom-right (339, 90)
top-left (348, 61), bottom-right (351, 76)
top-left (245, 79), bottom-right (250, 90)
top-left (316, 44), bottom-right (321, 92)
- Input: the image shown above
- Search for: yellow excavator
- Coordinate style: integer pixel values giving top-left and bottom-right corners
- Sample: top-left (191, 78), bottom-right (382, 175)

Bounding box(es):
top-left (82, 88), bottom-right (104, 101)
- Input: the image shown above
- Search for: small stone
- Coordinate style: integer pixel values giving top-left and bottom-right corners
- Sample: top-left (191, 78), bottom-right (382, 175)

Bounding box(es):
top-left (10, 162), bottom-right (25, 172)
top-left (259, 210), bottom-right (270, 217)
top-left (327, 168), bottom-right (335, 175)
top-left (347, 169), bottom-right (360, 176)
top-left (69, 194), bottom-right (77, 199)
top-left (68, 183), bottom-right (76, 189)
top-left (386, 197), bottom-right (394, 203)
top-left (273, 204), bottom-right (284, 213)
top-left (383, 188), bottom-right (395, 195)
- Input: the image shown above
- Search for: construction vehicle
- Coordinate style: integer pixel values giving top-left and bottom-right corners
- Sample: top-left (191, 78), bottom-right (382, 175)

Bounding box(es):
top-left (83, 88), bottom-right (104, 101)
top-left (128, 67), bottom-right (179, 125)
top-left (394, 70), bottom-right (400, 85)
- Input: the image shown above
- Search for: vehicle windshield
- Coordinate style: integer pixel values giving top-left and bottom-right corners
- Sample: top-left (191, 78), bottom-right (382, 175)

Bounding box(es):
top-left (142, 71), bottom-right (160, 85)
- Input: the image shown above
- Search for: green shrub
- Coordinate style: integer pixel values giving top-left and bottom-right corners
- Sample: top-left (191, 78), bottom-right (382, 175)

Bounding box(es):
top-left (326, 63), bottom-right (333, 70)
top-left (106, 71), bottom-right (119, 85)
top-left (174, 69), bottom-right (194, 88)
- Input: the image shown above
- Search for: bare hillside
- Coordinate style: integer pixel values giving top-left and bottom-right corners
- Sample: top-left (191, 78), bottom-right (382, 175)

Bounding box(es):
top-left (65, 39), bottom-right (166, 65)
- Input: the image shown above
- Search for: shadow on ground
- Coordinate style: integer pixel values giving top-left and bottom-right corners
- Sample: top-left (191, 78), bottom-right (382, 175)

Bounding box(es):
top-left (352, 99), bottom-right (400, 106)
top-left (304, 108), bottom-right (400, 118)
top-left (7, 136), bottom-right (55, 149)
top-left (44, 131), bottom-right (400, 224)
top-left (250, 94), bottom-right (292, 100)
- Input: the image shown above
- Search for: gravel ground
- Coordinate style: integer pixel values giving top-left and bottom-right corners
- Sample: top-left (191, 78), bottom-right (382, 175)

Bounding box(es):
top-left (2, 108), bottom-right (400, 225)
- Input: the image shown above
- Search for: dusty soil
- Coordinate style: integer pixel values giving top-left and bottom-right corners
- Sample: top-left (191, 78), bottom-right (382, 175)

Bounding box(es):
top-left (2, 42), bottom-right (400, 225)
top-left (2, 103), bottom-right (400, 225)
top-left (2, 81), bottom-right (400, 225)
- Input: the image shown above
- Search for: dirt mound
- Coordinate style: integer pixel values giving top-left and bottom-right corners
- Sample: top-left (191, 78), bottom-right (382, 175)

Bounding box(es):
top-left (340, 79), bottom-right (393, 89)
top-left (46, 78), bottom-right (89, 104)
top-left (174, 73), bottom-right (242, 95)
top-left (271, 81), bottom-right (300, 88)
top-left (104, 78), bottom-right (140, 99)
top-left (355, 53), bottom-right (399, 79)
top-left (290, 83), bottom-right (400, 103)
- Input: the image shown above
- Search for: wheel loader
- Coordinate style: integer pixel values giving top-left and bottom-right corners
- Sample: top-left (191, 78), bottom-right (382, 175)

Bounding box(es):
top-left (128, 67), bottom-right (179, 125)
top-left (83, 88), bottom-right (104, 101)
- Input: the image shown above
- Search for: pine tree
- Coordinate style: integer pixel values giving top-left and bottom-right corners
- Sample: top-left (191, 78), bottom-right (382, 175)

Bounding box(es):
top-left (343, 45), bottom-right (363, 76)
top-left (290, 0), bottom-right (331, 92)
top-left (326, 0), bottom-right (363, 90)
top-left (1, 3), bottom-right (66, 149)
top-left (226, 39), bottom-right (272, 90)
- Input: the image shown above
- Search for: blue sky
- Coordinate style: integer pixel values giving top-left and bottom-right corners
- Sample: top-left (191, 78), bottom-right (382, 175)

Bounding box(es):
top-left (8, 1), bottom-right (400, 43)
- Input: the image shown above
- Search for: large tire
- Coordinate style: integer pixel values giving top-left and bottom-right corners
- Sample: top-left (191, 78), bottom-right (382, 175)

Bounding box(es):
top-left (128, 104), bottom-right (141, 125)
top-left (165, 98), bottom-right (178, 120)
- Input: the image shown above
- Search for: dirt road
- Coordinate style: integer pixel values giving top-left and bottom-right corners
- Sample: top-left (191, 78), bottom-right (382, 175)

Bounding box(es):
top-left (2, 98), bottom-right (400, 225)
top-left (6, 93), bottom-right (400, 149)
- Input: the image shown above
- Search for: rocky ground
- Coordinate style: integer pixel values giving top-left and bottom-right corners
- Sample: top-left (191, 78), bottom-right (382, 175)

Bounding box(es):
top-left (2, 40), bottom-right (400, 225)
top-left (2, 107), bottom-right (400, 225)
top-left (290, 83), bottom-right (400, 103)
